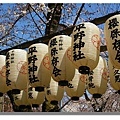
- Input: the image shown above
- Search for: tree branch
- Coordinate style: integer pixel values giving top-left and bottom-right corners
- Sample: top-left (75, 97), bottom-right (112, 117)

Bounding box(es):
top-left (1, 10), bottom-right (120, 55)
top-left (28, 6), bottom-right (43, 36)
top-left (0, 14), bottom-right (24, 41)
top-left (57, 99), bottom-right (71, 111)
top-left (45, 3), bottom-right (63, 35)
top-left (73, 3), bottom-right (85, 25)
top-left (88, 10), bottom-right (120, 25)
top-left (28, 3), bottom-right (46, 25)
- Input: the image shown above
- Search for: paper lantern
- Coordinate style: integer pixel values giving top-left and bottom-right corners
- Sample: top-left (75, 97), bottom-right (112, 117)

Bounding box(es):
top-left (45, 78), bottom-right (64, 105)
top-left (28, 43), bottom-right (51, 92)
top-left (48, 35), bottom-right (75, 86)
top-left (6, 49), bottom-right (28, 94)
top-left (87, 56), bottom-right (108, 98)
top-left (104, 14), bottom-right (120, 69)
top-left (13, 89), bottom-right (30, 109)
top-left (28, 86), bottom-right (45, 107)
top-left (71, 22), bottom-right (100, 74)
top-left (0, 55), bottom-right (9, 96)
top-left (65, 69), bottom-right (87, 101)
top-left (108, 59), bottom-right (120, 93)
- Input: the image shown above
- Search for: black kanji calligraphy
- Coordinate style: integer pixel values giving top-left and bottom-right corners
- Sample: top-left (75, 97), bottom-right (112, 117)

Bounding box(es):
top-left (115, 49), bottom-right (120, 63)
top-left (52, 66), bottom-right (61, 77)
top-left (51, 47), bottom-right (58, 56)
top-left (29, 74), bottom-right (39, 83)
top-left (67, 83), bottom-right (74, 88)
top-left (73, 42), bottom-right (85, 51)
top-left (51, 56), bottom-right (59, 66)
top-left (28, 93), bottom-right (33, 99)
top-left (112, 39), bottom-right (120, 50)
top-left (50, 38), bottom-right (57, 48)
top-left (6, 61), bottom-right (10, 68)
top-left (6, 79), bottom-right (11, 86)
top-left (28, 46), bottom-right (37, 55)
top-left (89, 76), bottom-right (94, 82)
top-left (11, 50), bottom-right (14, 56)
top-left (47, 89), bottom-right (51, 95)
top-left (74, 23), bottom-right (86, 32)
top-left (14, 96), bottom-right (18, 100)
top-left (74, 31), bottom-right (85, 42)
top-left (88, 82), bottom-right (95, 89)
top-left (59, 36), bottom-right (63, 50)
top-left (6, 69), bottom-right (10, 77)
top-left (89, 71), bottom-right (94, 75)
top-left (28, 55), bottom-right (38, 64)
top-left (73, 50), bottom-right (85, 61)
top-left (6, 52), bottom-right (10, 60)
top-left (108, 18), bottom-right (119, 29)
top-left (28, 65), bottom-right (38, 74)
top-left (89, 71), bottom-right (94, 82)
top-left (111, 28), bottom-right (120, 40)
top-left (11, 56), bottom-right (14, 63)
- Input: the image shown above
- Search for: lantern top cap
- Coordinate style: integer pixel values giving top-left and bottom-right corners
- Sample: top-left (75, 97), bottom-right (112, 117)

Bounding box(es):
top-left (7, 49), bottom-right (26, 53)
top-left (105, 14), bottom-right (120, 23)
top-left (49, 35), bottom-right (71, 40)
top-left (0, 55), bottom-right (6, 57)
top-left (76, 22), bottom-right (98, 26)
top-left (28, 43), bottom-right (48, 48)
top-left (73, 22), bottom-right (99, 33)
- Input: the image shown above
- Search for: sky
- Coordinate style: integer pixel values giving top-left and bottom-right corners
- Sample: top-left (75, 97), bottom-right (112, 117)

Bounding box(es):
top-left (1, 3), bottom-right (120, 51)
top-left (0, 0), bottom-right (119, 3)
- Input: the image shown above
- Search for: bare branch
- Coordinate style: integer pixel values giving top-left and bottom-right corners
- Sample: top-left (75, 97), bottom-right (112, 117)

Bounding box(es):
top-left (57, 99), bottom-right (71, 111)
top-left (28, 6), bottom-right (43, 36)
top-left (28, 3), bottom-right (46, 25)
top-left (1, 10), bottom-right (120, 55)
top-left (73, 3), bottom-right (85, 25)
top-left (0, 14), bottom-right (24, 41)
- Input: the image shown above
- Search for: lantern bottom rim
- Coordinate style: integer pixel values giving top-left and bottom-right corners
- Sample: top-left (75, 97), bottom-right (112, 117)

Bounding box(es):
top-left (12, 89), bottom-right (21, 94)
top-left (78, 66), bottom-right (90, 75)
top-left (93, 94), bottom-right (102, 98)
top-left (19, 105), bottom-right (31, 109)
top-left (117, 90), bottom-right (120, 94)
top-left (71, 96), bottom-right (79, 101)
top-left (50, 100), bottom-right (58, 105)
top-left (32, 104), bottom-right (39, 108)
top-left (19, 105), bottom-right (26, 109)
top-left (58, 80), bottom-right (68, 86)
top-left (35, 86), bottom-right (44, 92)
top-left (0, 92), bottom-right (3, 97)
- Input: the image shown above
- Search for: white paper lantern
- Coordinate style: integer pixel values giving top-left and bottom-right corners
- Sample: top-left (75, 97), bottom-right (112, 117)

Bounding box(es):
top-left (6, 49), bottom-right (28, 94)
top-left (28, 43), bottom-right (51, 92)
top-left (65, 69), bottom-right (87, 101)
top-left (28, 86), bottom-right (45, 107)
top-left (108, 59), bottom-right (120, 93)
top-left (104, 14), bottom-right (120, 69)
top-left (87, 56), bottom-right (108, 98)
top-left (48, 35), bottom-right (75, 86)
top-left (71, 22), bottom-right (100, 74)
top-left (13, 89), bottom-right (30, 109)
top-left (0, 55), bottom-right (9, 96)
top-left (45, 78), bottom-right (64, 105)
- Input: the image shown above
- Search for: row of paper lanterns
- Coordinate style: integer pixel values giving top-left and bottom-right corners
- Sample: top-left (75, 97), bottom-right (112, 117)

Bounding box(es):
top-left (0, 14), bottom-right (120, 107)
